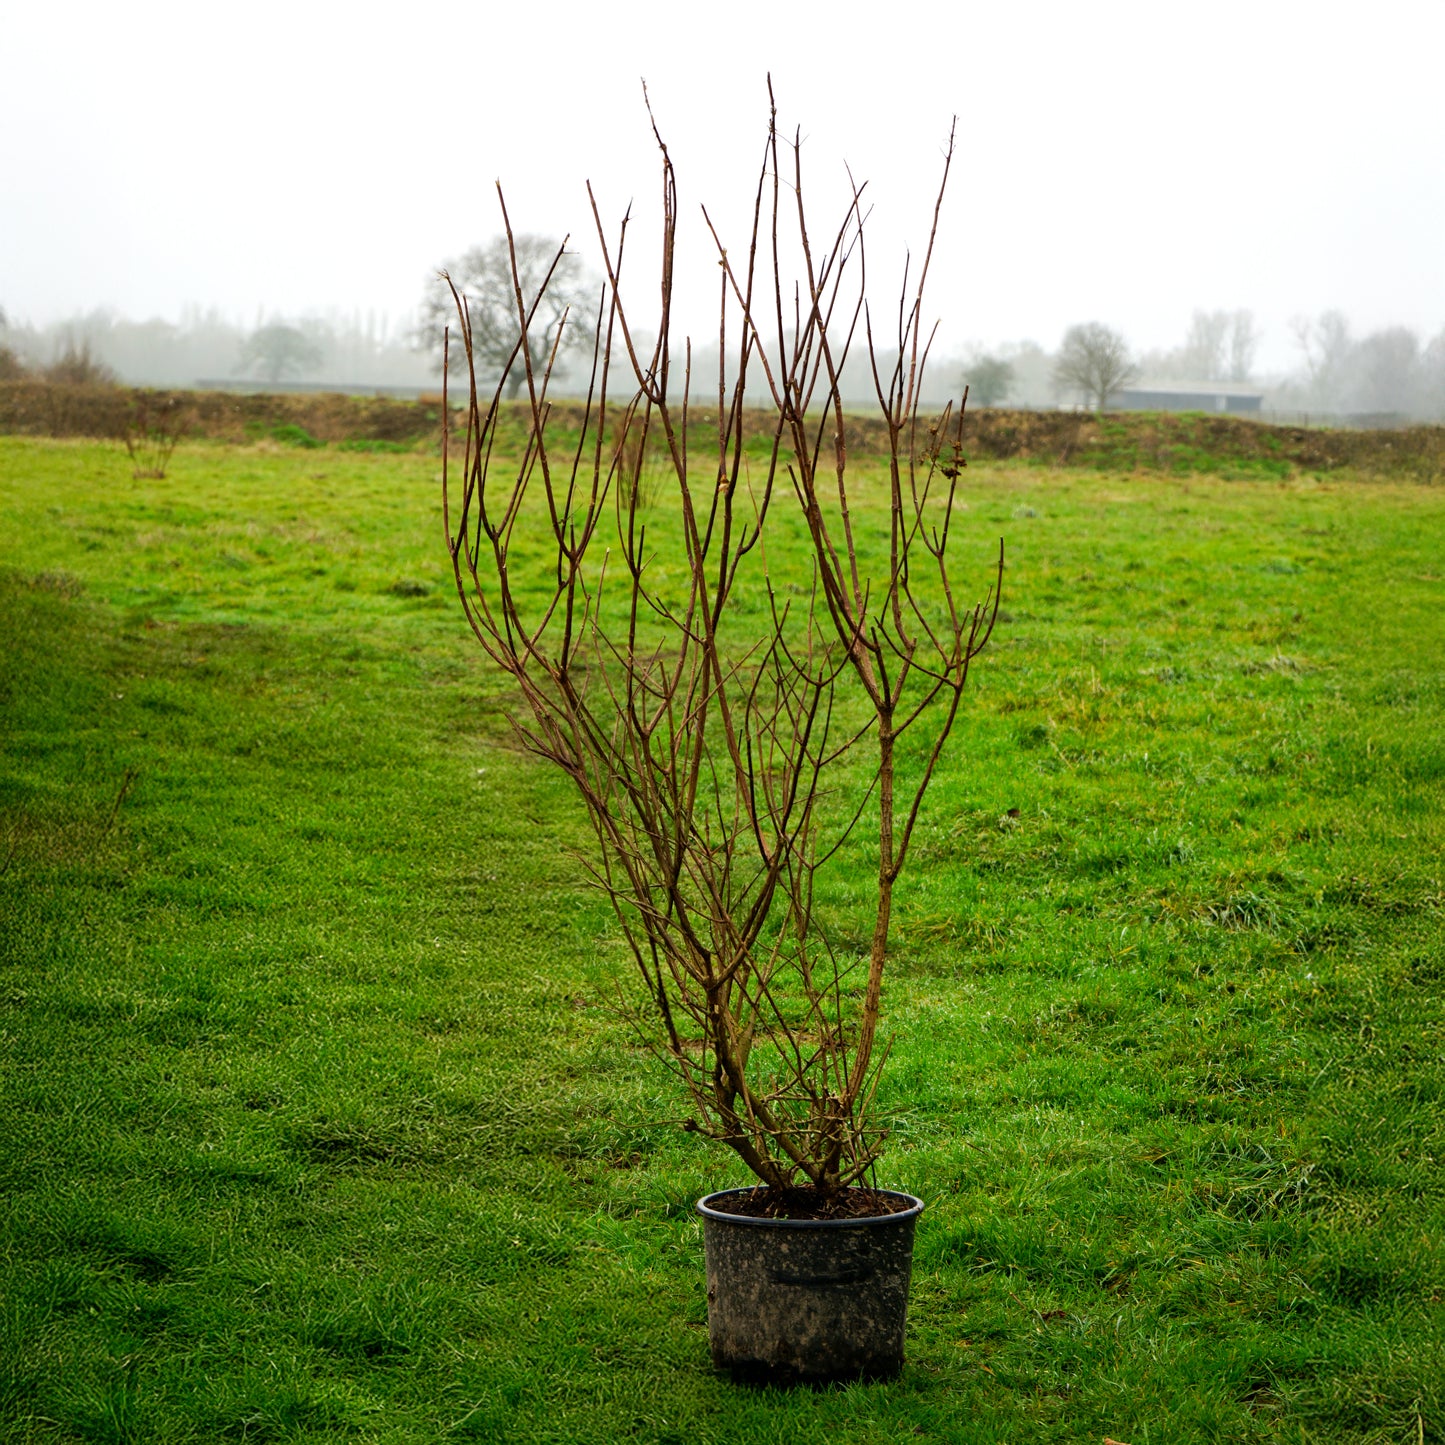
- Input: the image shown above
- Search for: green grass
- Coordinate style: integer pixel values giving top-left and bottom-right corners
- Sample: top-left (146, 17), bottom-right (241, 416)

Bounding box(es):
top-left (1, 435), bottom-right (1442, 1443)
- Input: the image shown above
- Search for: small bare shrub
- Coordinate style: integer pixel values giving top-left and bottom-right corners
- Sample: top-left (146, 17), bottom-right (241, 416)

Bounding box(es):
top-left (123, 392), bottom-right (190, 479)
top-left (44, 341), bottom-right (116, 387)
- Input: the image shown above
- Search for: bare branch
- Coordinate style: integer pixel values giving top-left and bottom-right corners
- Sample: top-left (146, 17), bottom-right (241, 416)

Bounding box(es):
top-left (441, 93), bottom-right (997, 1202)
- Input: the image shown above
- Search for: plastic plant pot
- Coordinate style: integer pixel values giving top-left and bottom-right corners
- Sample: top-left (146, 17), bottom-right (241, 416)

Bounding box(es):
top-left (696, 1188), bottom-right (925, 1384)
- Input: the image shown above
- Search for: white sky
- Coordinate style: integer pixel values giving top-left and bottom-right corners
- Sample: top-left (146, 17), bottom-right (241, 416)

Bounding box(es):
top-left (4, 0), bottom-right (1443, 373)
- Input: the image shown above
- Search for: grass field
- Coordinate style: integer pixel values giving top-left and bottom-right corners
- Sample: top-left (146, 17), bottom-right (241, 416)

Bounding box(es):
top-left (1, 435), bottom-right (1442, 1444)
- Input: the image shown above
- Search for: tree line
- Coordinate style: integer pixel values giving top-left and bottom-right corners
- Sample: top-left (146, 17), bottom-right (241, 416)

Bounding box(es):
top-left (6, 250), bottom-right (1445, 421)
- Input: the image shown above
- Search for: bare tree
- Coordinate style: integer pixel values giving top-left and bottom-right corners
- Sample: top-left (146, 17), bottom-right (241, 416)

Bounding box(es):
top-left (1181, 309), bottom-right (1231, 380)
top-left (1288, 313), bottom-right (1437, 419)
top-left (237, 324), bottom-right (324, 385)
top-left (0, 303), bottom-right (19, 377)
top-left (1291, 310), bottom-right (1352, 411)
top-left (1053, 322), bottom-right (1137, 408)
top-left (1225, 310), bottom-right (1259, 382)
top-left (418, 235), bottom-right (592, 400)
top-left (1353, 327), bottom-right (1421, 415)
top-left (45, 340), bottom-right (116, 386)
top-left (962, 353), bottom-right (1014, 407)
top-left (1139, 309), bottom-right (1257, 385)
top-left (1173, 309), bottom-right (1258, 382)
top-left (1423, 329), bottom-right (1445, 421)
top-left (442, 92), bottom-right (1001, 1206)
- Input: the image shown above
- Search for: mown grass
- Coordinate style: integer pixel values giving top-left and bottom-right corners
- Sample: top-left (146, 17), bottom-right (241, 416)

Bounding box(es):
top-left (1, 435), bottom-right (1442, 1444)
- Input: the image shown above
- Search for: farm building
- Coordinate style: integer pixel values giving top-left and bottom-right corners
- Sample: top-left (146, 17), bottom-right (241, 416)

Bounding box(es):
top-left (1111, 381), bottom-right (1264, 413)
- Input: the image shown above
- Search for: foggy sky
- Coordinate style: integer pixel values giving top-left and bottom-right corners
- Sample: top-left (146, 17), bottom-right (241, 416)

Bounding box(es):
top-left (4, 0), bottom-right (1443, 375)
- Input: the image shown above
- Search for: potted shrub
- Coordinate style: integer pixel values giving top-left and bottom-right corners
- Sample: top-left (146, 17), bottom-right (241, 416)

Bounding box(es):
top-left (441, 93), bottom-right (1001, 1384)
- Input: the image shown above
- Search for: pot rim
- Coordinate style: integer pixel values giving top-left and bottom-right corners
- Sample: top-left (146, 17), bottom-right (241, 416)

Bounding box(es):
top-left (696, 1186), bottom-right (924, 1230)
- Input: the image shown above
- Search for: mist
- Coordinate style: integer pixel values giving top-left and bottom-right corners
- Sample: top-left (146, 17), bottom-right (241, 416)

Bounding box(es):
top-left (0, 307), bottom-right (436, 394)
top-left (5, 0), bottom-right (1444, 412)
top-left (5, 300), bottom-right (1443, 425)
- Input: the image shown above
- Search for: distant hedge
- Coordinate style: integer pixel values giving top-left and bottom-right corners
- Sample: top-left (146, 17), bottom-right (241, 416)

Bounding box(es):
top-left (943, 407), bottom-right (1445, 481)
top-left (533, 400), bottom-right (1445, 482)
top-left (2, 382), bottom-right (1441, 481)
top-left (0, 382), bottom-right (445, 445)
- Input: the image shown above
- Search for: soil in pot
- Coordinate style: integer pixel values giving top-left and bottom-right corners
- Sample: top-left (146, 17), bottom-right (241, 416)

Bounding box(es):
top-left (697, 1186), bottom-right (924, 1385)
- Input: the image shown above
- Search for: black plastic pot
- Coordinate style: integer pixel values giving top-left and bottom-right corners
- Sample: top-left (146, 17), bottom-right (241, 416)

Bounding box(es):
top-left (696, 1188), bottom-right (925, 1384)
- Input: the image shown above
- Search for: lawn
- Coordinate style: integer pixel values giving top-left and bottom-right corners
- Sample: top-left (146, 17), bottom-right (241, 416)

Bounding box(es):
top-left (1, 434), bottom-right (1442, 1444)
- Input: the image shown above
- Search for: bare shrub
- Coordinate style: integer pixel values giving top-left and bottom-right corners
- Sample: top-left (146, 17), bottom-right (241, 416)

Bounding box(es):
top-left (44, 341), bottom-right (116, 387)
top-left (443, 91), bottom-right (1002, 1201)
top-left (122, 392), bottom-right (190, 479)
